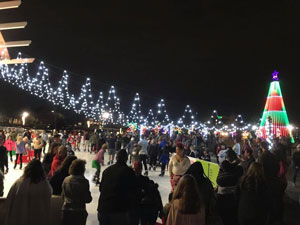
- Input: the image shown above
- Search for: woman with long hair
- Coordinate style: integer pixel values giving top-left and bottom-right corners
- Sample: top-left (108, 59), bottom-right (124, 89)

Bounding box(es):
top-left (168, 143), bottom-right (191, 191)
top-left (166, 174), bottom-right (205, 225)
top-left (185, 162), bottom-right (219, 224)
top-left (238, 162), bottom-right (270, 225)
top-left (4, 159), bottom-right (52, 225)
top-left (14, 136), bottom-right (28, 170)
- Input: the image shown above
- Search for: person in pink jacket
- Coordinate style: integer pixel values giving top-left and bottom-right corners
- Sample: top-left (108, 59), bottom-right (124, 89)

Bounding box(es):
top-left (92, 143), bottom-right (107, 185)
top-left (4, 135), bottom-right (15, 162)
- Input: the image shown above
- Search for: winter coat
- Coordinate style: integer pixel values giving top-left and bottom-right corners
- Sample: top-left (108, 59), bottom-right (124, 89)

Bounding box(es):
top-left (98, 161), bottom-right (138, 213)
top-left (16, 141), bottom-right (26, 154)
top-left (4, 177), bottom-right (52, 225)
top-left (237, 180), bottom-right (270, 225)
top-left (0, 146), bottom-right (7, 167)
top-left (148, 143), bottom-right (160, 156)
top-left (49, 168), bottom-right (69, 195)
top-left (4, 139), bottom-right (15, 151)
top-left (62, 175), bottom-right (92, 211)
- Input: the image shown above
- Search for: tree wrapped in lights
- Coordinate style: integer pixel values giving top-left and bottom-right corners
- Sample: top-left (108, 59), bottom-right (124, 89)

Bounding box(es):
top-left (92, 91), bottom-right (105, 121)
top-left (54, 70), bottom-right (70, 107)
top-left (145, 109), bottom-right (155, 127)
top-left (104, 86), bottom-right (121, 124)
top-left (177, 105), bottom-right (196, 129)
top-left (127, 93), bottom-right (143, 124)
top-left (259, 70), bottom-right (294, 142)
top-left (155, 99), bottom-right (170, 126)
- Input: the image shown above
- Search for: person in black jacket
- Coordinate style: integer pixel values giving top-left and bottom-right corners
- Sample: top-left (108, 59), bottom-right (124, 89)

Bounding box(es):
top-left (98, 149), bottom-right (138, 225)
top-left (50, 155), bottom-right (77, 195)
top-left (133, 161), bottom-right (163, 225)
top-left (238, 162), bottom-right (270, 225)
top-left (216, 160), bottom-right (242, 225)
top-left (148, 140), bottom-right (160, 171)
top-left (0, 138), bottom-right (8, 174)
top-left (292, 144), bottom-right (300, 186)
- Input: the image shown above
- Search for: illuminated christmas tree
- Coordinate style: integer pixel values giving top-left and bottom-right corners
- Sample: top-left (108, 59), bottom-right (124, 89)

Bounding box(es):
top-left (259, 70), bottom-right (294, 142)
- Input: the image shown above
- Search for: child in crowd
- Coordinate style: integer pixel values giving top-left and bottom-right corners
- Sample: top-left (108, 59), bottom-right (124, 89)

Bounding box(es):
top-left (4, 135), bottom-right (15, 162)
top-left (159, 148), bottom-right (169, 176)
top-left (92, 144), bottom-right (107, 185)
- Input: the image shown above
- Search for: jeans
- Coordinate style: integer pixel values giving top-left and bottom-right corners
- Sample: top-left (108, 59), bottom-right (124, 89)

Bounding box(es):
top-left (62, 210), bottom-right (88, 225)
top-left (161, 163), bottom-right (166, 174)
top-left (139, 154), bottom-right (148, 171)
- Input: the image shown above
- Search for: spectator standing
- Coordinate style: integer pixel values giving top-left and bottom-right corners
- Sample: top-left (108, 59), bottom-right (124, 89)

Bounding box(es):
top-left (107, 135), bottom-right (116, 165)
top-left (238, 162), bottom-right (270, 225)
top-left (232, 139), bottom-right (241, 157)
top-left (166, 174), bottom-right (205, 225)
top-left (168, 143), bottom-right (191, 192)
top-left (33, 134), bottom-right (44, 161)
top-left (148, 139), bottom-right (160, 171)
top-left (14, 136), bottom-right (27, 170)
top-left (0, 138), bottom-right (8, 174)
top-left (83, 131), bottom-right (90, 152)
top-left (4, 159), bottom-right (52, 225)
top-left (50, 146), bottom-right (67, 177)
top-left (41, 130), bottom-right (49, 154)
top-left (133, 161), bottom-right (163, 225)
top-left (4, 135), bottom-right (15, 162)
top-left (159, 148), bottom-right (170, 176)
top-left (62, 159), bottom-right (92, 225)
top-left (98, 149), bottom-right (138, 225)
top-left (292, 144), bottom-right (300, 186)
top-left (50, 155), bottom-right (77, 195)
top-left (138, 135), bottom-right (149, 176)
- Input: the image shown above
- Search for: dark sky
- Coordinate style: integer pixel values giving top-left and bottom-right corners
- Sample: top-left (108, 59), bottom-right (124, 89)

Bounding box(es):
top-left (0, 0), bottom-right (299, 123)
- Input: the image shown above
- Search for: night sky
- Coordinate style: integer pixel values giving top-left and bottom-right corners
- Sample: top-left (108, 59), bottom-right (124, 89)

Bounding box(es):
top-left (0, 0), bottom-right (299, 124)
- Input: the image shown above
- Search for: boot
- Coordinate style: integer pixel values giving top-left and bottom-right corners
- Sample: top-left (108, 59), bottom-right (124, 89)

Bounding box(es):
top-left (144, 170), bottom-right (148, 176)
top-left (149, 166), bottom-right (152, 171)
top-left (153, 166), bottom-right (156, 171)
top-left (159, 171), bottom-right (165, 177)
top-left (20, 163), bottom-right (22, 170)
top-left (14, 163), bottom-right (17, 169)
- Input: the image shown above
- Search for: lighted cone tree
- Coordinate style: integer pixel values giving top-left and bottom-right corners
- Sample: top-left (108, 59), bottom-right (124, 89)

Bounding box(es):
top-left (259, 70), bottom-right (294, 142)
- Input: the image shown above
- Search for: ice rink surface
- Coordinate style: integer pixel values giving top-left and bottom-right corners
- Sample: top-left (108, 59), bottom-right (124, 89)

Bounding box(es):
top-left (3, 146), bottom-right (170, 225)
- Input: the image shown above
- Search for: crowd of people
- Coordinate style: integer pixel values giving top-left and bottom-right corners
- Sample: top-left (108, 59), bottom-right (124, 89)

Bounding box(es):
top-left (0, 127), bottom-right (299, 225)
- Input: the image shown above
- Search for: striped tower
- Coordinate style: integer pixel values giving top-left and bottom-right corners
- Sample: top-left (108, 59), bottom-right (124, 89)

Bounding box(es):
top-left (259, 70), bottom-right (294, 143)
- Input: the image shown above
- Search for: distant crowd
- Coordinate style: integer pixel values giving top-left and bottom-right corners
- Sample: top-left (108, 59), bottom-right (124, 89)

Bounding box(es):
top-left (0, 127), bottom-right (299, 225)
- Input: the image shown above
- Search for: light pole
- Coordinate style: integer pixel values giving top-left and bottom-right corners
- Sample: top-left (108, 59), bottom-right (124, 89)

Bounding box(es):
top-left (22, 112), bottom-right (29, 126)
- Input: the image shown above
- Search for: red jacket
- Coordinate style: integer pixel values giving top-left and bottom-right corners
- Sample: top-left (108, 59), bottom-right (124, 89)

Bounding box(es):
top-left (50, 154), bottom-right (65, 177)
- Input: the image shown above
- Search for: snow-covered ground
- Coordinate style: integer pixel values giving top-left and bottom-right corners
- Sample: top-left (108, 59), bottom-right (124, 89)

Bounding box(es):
top-left (3, 145), bottom-right (171, 225)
